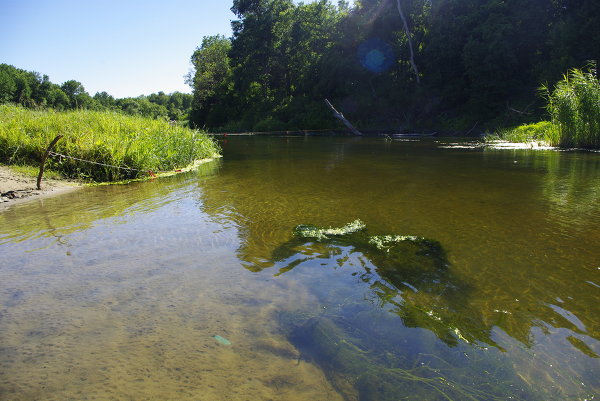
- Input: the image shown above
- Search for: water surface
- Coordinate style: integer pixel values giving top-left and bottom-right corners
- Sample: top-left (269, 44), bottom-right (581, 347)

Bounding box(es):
top-left (1, 136), bottom-right (598, 400)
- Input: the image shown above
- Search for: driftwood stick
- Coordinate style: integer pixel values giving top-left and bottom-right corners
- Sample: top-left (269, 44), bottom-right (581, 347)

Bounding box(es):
top-left (324, 99), bottom-right (363, 136)
top-left (37, 135), bottom-right (63, 190)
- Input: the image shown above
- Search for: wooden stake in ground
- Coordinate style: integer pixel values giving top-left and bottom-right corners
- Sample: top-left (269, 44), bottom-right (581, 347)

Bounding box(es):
top-left (37, 135), bottom-right (63, 190)
top-left (324, 99), bottom-right (363, 136)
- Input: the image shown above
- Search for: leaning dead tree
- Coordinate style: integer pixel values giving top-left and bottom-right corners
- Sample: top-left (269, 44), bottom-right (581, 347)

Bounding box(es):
top-left (325, 99), bottom-right (363, 136)
top-left (396, 0), bottom-right (420, 84)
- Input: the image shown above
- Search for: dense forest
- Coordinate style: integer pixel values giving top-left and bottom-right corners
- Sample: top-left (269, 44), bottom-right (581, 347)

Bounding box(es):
top-left (188, 0), bottom-right (599, 132)
top-left (0, 64), bottom-right (193, 121)
top-left (2, 0), bottom-right (598, 133)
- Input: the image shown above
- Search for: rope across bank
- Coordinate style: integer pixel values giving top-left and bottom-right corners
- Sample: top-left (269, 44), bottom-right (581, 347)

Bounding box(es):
top-left (49, 151), bottom-right (159, 177)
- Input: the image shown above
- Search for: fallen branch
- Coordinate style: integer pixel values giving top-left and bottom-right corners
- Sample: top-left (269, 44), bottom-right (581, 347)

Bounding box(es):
top-left (324, 99), bottom-right (363, 136)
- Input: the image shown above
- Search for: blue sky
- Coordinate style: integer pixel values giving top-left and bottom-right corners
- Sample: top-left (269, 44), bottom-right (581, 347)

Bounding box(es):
top-left (0, 0), bottom-right (235, 98)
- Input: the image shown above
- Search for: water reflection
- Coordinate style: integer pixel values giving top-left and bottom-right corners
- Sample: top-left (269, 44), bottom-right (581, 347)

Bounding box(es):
top-left (266, 224), bottom-right (493, 347)
top-left (196, 137), bottom-right (599, 399)
top-left (0, 161), bottom-right (221, 247)
top-left (199, 139), bottom-right (599, 350)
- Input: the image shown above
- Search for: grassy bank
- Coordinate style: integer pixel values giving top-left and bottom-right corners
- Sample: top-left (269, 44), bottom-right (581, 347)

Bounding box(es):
top-left (488, 66), bottom-right (600, 148)
top-left (486, 121), bottom-right (557, 145)
top-left (0, 104), bottom-right (220, 181)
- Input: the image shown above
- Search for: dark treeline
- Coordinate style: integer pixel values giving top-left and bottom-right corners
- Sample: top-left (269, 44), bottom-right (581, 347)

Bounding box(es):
top-left (187, 0), bottom-right (599, 132)
top-left (0, 63), bottom-right (193, 121)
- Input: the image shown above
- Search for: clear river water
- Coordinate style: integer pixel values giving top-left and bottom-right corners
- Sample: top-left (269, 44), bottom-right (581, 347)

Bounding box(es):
top-left (1, 136), bottom-right (599, 400)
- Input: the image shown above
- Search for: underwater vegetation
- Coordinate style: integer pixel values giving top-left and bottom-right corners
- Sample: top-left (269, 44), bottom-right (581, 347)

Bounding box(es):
top-left (272, 220), bottom-right (494, 347)
top-left (271, 221), bottom-right (535, 400)
top-left (286, 312), bottom-right (535, 401)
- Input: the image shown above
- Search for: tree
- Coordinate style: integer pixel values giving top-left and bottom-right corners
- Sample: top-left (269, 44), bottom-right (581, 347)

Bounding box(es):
top-left (94, 91), bottom-right (116, 109)
top-left (61, 80), bottom-right (93, 108)
top-left (0, 65), bottom-right (17, 103)
top-left (187, 35), bottom-right (233, 127)
top-left (47, 86), bottom-right (70, 110)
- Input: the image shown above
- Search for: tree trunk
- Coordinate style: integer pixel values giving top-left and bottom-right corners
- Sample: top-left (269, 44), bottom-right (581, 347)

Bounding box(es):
top-left (396, 0), bottom-right (420, 84)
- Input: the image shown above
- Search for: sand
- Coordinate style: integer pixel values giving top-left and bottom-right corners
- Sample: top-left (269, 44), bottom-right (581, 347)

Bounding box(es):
top-left (0, 165), bottom-right (82, 209)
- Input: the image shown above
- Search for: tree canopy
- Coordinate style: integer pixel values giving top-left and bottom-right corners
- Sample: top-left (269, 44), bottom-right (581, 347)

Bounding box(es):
top-left (0, 64), bottom-right (193, 122)
top-left (2, 0), bottom-right (597, 132)
top-left (187, 0), bottom-right (599, 132)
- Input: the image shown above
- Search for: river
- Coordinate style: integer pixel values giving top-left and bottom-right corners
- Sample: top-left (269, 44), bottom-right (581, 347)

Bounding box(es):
top-left (1, 136), bottom-right (598, 400)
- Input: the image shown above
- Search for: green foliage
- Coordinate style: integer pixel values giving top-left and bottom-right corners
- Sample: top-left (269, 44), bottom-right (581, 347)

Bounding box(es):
top-left (491, 65), bottom-right (600, 149)
top-left (545, 65), bottom-right (600, 148)
top-left (187, 0), bottom-right (599, 132)
top-left (0, 104), bottom-right (220, 182)
top-left (490, 121), bottom-right (556, 145)
top-left (186, 35), bottom-right (233, 128)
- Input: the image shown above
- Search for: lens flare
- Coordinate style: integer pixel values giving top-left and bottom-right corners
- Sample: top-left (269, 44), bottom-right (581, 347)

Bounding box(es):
top-left (358, 38), bottom-right (394, 73)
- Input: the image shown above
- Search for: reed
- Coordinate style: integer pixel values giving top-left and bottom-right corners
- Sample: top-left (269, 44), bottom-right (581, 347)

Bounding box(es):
top-left (488, 65), bottom-right (599, 148)
top-left (0, 104), bottom-right (220, 181)
top-left (544, 64), bottom-right (600, 148)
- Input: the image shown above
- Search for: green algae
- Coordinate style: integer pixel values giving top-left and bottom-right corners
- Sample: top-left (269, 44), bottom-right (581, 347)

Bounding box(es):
top-left (274, 221), bottom-right (490, 347)
top-left (294, 219), bottom-right (367, 240)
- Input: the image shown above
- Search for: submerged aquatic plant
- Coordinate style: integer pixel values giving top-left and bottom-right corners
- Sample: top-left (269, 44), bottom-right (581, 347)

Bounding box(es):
top-left (369, 234), bottom-right (422, 250)
top-left (289, 315), bottom-right (527, 401)
top-left (293, 220), bottom-right (444, 263)
top-left (284, 221), bottom-right (491, 347)
top-left (282, 221), bottom-right (536, 400)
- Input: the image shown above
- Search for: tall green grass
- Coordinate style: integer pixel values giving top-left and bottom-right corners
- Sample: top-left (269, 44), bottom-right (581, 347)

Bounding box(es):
top-left (0, 104), bottom-right (220, 181)
top-left (489, 65), bottom-right (599, 148)
top-left (488, 121), bottom-right (557, 145)
top-left (544, 65), bottom-right (600, 148)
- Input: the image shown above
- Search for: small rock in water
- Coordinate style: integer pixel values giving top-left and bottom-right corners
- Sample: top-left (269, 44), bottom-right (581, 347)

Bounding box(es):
top-left (213, 335), bottom-right (231, 346)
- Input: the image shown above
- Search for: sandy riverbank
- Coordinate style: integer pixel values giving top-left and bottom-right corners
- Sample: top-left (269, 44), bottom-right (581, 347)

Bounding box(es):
top-left (0, 165), bottom-right (82, 210)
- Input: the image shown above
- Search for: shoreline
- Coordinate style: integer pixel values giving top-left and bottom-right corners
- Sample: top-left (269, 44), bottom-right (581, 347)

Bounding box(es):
top-left (0, 157), bottom-right (221, 210)
top-left (0, 165), bottom-right (83, 210)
